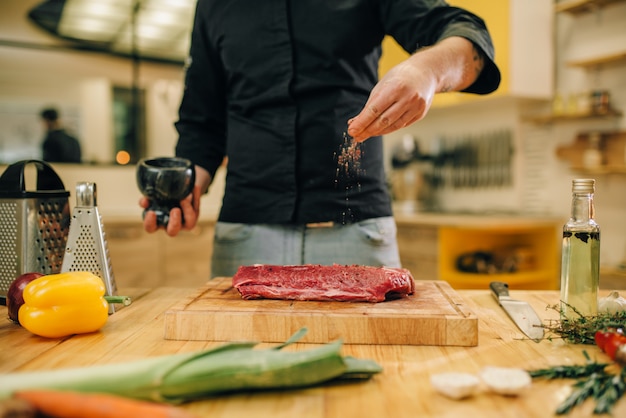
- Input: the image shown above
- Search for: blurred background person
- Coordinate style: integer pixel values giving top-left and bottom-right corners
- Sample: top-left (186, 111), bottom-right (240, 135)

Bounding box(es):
top-left (40, 107), bottom-right (82, 163)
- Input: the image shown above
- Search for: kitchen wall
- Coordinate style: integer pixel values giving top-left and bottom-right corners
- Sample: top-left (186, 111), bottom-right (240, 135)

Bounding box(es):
top-left (1, 1), bottom-right (625, 271)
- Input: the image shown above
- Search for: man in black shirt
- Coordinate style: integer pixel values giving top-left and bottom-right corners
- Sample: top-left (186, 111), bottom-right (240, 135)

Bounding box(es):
top-left (40, 108), bottom-right (82, 163)
top-left (141, 0), bottom-right (501, 277)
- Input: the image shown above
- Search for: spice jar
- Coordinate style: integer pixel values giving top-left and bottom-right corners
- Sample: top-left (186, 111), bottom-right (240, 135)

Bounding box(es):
top-left (582, 132), bottom-right (603, 169)
top-left (591, 90), bottom-right (610, 114)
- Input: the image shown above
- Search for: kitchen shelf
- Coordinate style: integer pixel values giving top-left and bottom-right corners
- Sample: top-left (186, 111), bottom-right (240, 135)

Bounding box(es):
top-left (567, 50), bottom-right (626, 69)
top-left (524, 108), bottom-right (623, 124)
top-left (556, 131), bottom-right (626, 174)
top-left (555, 0), bottom-right (626, 15)
top-left (569, 165), bottom-right (626, 174)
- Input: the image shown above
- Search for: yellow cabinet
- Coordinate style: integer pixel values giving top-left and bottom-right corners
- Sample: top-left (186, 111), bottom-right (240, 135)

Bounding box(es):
top-left (396, 214), bottom-right (561, 290)
top-left (438, 222), bottom-right (560, 290)
top-left (379, 0), bottom-right (553, 107)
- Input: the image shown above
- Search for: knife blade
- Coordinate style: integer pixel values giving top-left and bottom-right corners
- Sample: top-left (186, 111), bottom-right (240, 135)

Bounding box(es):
top-left (490, 281), bottom-right (544, 342)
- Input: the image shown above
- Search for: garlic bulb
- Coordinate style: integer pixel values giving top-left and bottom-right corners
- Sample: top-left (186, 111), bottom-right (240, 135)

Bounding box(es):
top-left (598, 291), bottom-right (626, 314)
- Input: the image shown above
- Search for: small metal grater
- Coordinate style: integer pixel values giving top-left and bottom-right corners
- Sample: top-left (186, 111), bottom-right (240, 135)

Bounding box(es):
top-left (0, 160), bottom-right (70, 297)
top-left (61, 182), bottom-right (118, 313)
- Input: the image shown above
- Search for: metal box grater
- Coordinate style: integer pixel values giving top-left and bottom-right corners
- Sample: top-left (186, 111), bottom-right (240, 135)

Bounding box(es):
top-left (62, 182), bottom-right (118, 313)
top-left (0, 160), bottom-right (70, 297)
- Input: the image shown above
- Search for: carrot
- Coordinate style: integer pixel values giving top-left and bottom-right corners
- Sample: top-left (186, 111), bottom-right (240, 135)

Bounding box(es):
top-left (13, 390), bottom-right (198, 418)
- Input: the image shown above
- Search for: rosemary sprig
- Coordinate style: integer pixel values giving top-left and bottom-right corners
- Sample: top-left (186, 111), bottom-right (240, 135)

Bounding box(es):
top-left (529, 361), bottom-right (609, 380)
top-left (529, 351), bottom-right (606, 380)
top-left (555, 372), bottom-right (600, 415)
top-left (593, 368), bottom-right (626, 414)
top-left (528, 351), bottom-right (626, 415)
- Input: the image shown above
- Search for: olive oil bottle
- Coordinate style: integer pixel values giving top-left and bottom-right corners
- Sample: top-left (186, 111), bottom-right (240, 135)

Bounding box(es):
top-left (560, 179), bottom-right (600, 319)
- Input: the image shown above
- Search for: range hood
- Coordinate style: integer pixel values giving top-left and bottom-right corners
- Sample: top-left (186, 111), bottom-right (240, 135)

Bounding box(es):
top-left (28, 0), bottom-right (196, 64)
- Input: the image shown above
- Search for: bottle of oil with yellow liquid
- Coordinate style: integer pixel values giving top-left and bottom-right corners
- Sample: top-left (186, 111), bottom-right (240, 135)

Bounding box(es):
top-left (560, 179), bottom-right (600, 319)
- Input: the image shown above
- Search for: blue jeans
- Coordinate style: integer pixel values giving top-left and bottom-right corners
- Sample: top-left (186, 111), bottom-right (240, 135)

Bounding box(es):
top-left (211, 217), bottom-right (401, 277)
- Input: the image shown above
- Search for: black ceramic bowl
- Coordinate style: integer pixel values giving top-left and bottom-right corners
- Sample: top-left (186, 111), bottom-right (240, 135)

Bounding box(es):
top-left (136, 157), bottom-right (195, 227)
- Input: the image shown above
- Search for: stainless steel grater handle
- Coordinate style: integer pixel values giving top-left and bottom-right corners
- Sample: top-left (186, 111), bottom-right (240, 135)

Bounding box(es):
top-left (75, 182), bottom-right (97, 207)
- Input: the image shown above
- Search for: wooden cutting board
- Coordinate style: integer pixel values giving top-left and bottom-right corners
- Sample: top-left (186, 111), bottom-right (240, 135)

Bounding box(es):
top-left (164, 278), bottom-right (478, 346)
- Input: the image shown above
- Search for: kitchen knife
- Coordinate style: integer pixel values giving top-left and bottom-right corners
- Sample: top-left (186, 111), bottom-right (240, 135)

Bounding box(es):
top-left (490, 281), bottom-right (544, 342)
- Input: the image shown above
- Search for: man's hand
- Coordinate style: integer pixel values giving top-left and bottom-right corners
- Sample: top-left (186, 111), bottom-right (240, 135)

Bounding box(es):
top-left (140, 165), bottom-right (211, 236)
top-left (347, 57), bottom-right (437, 143)
top-left (139, 186), bottom-right (201, 236)
top-left (347, 37), bottom-right (484, 142)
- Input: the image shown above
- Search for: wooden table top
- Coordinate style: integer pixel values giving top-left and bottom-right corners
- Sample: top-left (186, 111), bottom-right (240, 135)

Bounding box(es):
top-left (1, 285), bottom-right (624, 418)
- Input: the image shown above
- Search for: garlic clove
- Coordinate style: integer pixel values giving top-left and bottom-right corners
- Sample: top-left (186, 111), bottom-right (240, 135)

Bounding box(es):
top-left (479, 366), bottom-right (532, 396)
top-left (598, 291), bottom-right (626, 314)
top-left (430, 372), bottom-right (481, 400)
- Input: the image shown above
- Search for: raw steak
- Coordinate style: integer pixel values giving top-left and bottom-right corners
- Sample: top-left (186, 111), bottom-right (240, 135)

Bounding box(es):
top-left (232, 264), bottom-right (415, 303)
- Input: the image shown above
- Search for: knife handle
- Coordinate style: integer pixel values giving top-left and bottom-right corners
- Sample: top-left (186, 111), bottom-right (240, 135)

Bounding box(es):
top-left (490, 281), bottom-right (510, 299)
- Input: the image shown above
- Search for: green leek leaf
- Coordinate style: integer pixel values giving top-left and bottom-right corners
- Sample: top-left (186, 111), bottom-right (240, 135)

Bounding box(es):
top-left (0, 328), bottom-right (381, 403)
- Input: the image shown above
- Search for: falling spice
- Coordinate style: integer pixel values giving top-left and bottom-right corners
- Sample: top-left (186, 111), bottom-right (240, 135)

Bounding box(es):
top-left (334, 132), bottom-right (364, 224)
top-left (335, 132), bottom-right (363, 179)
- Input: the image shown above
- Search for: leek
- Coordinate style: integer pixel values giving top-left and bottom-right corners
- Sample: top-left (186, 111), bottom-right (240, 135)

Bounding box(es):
top-left (0, 328), bottom-right (381, 403)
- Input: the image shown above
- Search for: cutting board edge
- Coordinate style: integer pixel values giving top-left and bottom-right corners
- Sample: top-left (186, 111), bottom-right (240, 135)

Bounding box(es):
top-left (444, 315), bottom-right (479, 346)
top-left (163, 309), bottom-right (479, 346)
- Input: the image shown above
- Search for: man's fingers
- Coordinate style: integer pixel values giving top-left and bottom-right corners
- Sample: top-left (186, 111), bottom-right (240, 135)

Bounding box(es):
top-left (191, 185), bottom-right (202, 213)
top-left (179, 196), bottom-right (199, 230)
top-left (166, 208), bottom-right (183, 236)
top-left (347, 87), bottom-right (396, 139)
top-left (143, 211), bottom-right (159, 233)
top-left (349, 101), bottom-right (403, 142)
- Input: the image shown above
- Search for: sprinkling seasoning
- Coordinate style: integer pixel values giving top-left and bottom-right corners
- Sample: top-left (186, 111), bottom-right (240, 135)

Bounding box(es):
top-left (336, 132), bottom-right (363, 179)
top-left (334, 132), bottom-right (364, 224)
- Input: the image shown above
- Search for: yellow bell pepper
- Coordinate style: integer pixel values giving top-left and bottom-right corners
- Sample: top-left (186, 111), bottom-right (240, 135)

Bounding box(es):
top-left (18, 272), bottom-right (110, 338)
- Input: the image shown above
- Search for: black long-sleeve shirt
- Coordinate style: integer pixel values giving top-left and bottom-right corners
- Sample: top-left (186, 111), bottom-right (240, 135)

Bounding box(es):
top-left (175, 0), bottom-right (500, 225)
